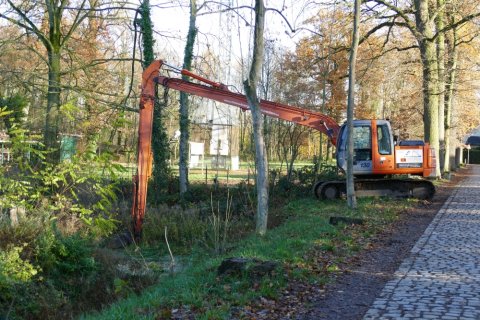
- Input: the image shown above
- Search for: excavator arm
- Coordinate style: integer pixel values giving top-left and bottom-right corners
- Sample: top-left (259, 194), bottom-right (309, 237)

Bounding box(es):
top-left (131, 60), bottom-right (340, 239)
top-left (155, 76), bottom-right (340, 144)
top-left (131, 61), bottom-right (161, 240)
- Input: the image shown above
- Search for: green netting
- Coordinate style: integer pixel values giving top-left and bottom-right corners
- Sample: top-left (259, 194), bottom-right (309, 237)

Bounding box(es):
top-left (60, 135), bottom-right (78, 161)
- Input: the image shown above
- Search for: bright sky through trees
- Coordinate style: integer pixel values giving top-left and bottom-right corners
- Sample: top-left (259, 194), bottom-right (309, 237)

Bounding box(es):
top-left (151, 0), bottom-right (317, 64)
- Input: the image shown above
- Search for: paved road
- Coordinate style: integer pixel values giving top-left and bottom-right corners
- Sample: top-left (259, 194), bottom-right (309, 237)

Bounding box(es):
top-left (364, 165), bottom-right (480, 319)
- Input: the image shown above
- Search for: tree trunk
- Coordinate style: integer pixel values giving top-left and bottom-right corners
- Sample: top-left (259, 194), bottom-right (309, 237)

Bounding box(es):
top-left (244, 0), bottom-right (268, 235)
top-left (444, 23), bottom-right (458, 172)
top-left (415, 0), bottom-right (441, 177)
top-left (140, 0), bottom-right (154, 67)
top-left (346, 0), bottom-right (361, 209)
top-left (140, 0), bottom-right (171, 202)
top-left (44, 49), bottom-right (62, 161)
top-left (316, 70), bottom-right (328, 176)
top-left (436, 0), bottom-right (446, 173)
top-left (179, 0), bottom-right (198, 195)
top-left (419, 41), bottom-right (440, 177)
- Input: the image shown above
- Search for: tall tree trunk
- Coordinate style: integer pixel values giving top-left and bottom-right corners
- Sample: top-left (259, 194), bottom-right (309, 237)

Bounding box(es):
top-left (45, 49), bottom-right (61, 155)
top-left (436, 0), bottom-right (446, 173)
top-left (444, 23), bottom-right (458, 172)
top-left (415, 0), bottom-right (440, 177)
top-left (244, 0), bottom-right (268, 235)
top-left (44, 5), bottom-right (63, 162)
top-left (239, 111), bottom-right (247, 156)
top-left (346, 0), bottom-right (361, 209)
top-left (179, 0), bottom-right (198, 195)
top-left (140, 0), bottom-right (171, 202)
top-left (316, 70), bottom-right (328, 175)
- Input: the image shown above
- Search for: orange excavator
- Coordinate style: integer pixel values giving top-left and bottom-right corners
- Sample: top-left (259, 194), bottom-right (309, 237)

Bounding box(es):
top-left (131, 60), bottom-right (436, 238)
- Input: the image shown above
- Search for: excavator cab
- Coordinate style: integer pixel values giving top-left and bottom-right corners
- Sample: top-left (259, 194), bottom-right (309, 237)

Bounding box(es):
top-left (316, 118), bottom-right (435, 200)
top-left (335, 118), bottom-right (435, 178)
top-left (336, 120), bottom-right (395, 176)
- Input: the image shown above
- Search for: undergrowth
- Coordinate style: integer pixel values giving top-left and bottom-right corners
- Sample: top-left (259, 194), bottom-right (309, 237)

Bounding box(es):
top-left (82, 196), bottom-right (415, 320)
top-left (0, 130), bottom-right (126, 319)
top-left (0, 136), bottom-right (415, 320)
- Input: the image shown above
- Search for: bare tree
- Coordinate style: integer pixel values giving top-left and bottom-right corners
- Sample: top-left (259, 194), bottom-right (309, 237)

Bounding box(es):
top-left (275, 122), bottom-right (308, 182)
top-left (243, 0), bottom-right (268, 235)
top-left (346, 0), bottom-right (361, 209)
top-left (443, 22), bottom-right (458, 171)
top-left (436, 0), bottom-right (446, 172)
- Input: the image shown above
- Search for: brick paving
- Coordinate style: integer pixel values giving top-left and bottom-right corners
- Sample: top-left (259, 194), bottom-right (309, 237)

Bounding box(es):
top-left (363, 165), bottom-right (480, 319)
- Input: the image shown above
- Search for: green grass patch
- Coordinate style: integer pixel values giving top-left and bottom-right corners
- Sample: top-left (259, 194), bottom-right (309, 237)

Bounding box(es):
top-left (82, 196), bottom-right (414, 320)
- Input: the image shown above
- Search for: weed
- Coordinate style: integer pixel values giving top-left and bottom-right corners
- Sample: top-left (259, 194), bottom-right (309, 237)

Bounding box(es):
top-left (208, 192), bottom-right (233, 255)
top-left (141, 204), bottom-right (210, 252)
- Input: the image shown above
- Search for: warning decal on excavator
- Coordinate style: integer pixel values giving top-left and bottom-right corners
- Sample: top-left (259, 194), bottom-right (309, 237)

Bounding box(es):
top-left (396, 149), bottom-right (423, 168)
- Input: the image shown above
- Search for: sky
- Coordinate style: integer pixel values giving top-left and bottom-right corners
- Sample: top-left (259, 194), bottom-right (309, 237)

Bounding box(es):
top-left (148, 0), bottom-right (320, 130)
top-left (150, 0), bottom-right (317, 70)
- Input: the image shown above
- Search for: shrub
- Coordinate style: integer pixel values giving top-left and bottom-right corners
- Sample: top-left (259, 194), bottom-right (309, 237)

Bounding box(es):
top-left (0, 127), bottom-right (125, 318)
top-left (0, 220), bottom-right (103, 319)
top-left (0, 245), bottom-right (40, 293)
top-left (0, 132), bottom-right (123, 238)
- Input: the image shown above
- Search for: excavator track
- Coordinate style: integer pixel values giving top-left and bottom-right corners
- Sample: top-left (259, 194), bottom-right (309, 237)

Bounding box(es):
top-left (313, 179), bottom-right (435, 201)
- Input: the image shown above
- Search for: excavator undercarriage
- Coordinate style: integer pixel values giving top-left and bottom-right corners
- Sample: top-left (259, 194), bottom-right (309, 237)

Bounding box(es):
top-left (314, 178), bottom-right (435, 200)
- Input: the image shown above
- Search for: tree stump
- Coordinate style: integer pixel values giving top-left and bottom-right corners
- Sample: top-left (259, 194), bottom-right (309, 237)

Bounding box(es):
top-left (329, 216), bottom-right (364, 226)
top-left (217, 257), bottom-right (278, 279)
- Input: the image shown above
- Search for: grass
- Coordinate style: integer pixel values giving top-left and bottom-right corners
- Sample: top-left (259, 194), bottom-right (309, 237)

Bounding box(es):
top-left (82, 196), bottom-right (414, 320)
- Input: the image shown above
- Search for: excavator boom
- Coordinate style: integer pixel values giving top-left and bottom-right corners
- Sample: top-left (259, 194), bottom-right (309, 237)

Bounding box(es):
top-left (156, 76), bottom-right (340, 145)
top-left (131, 60), bottom-right (340, 239)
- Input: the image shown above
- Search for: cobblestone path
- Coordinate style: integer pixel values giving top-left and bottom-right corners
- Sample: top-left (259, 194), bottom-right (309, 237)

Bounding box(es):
top-left (364, 165), bottom-right (480, 319)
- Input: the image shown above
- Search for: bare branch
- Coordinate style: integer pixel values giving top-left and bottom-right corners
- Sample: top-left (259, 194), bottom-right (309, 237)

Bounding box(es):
top-left (359, 20), bottom-right (410, 45)
top-left (364, 0), bottom-right (417, 33)
top-left (61, 0), bottom-right (92, 48)
top-left (265, 7), bottom-right (296, 33)
top-left (2, 0), bottom-right (51, 49)
top-left (432, 11), bottom-right (480, 42)
top-left (59, 58), bottom-right (143, 76)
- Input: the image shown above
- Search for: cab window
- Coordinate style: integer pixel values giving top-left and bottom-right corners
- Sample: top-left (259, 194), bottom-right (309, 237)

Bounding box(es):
top-left (353, 126), bottom-right (371, 161)
top-left (377, 124), bottom-right (392, 155)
